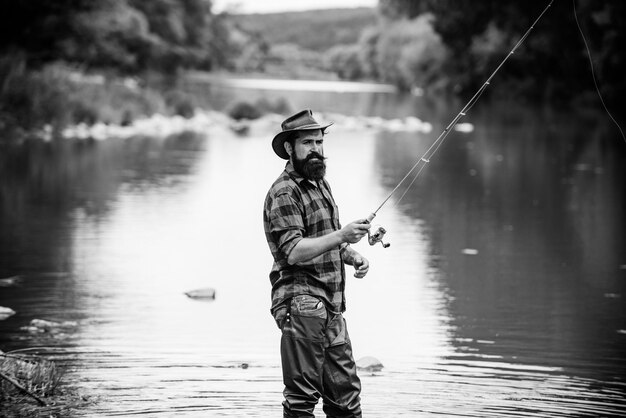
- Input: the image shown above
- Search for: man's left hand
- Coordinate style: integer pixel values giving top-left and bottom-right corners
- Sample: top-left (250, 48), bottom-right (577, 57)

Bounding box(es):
top-left (353, 255), bottom-right (369, 279)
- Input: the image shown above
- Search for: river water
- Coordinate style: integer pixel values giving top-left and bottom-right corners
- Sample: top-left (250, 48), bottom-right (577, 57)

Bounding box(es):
top-left (1, 78), bottom-right (625, 417)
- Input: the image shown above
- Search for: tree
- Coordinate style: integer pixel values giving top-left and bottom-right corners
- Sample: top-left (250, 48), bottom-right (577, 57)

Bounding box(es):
top-left (326, 45), bottom-right (364, 80)
top-left (0, 0), bottom-right (105, 66)
top-left (373, 0), bottom-right (625, 104)
top-left (378, 0), bottom-right (429, 20)
top-left (0, 0), bottom-right (235, 74)
top-left (358, 27), bottom-right (381, 80)
top-left (375, 14), bottom-right (447, 90)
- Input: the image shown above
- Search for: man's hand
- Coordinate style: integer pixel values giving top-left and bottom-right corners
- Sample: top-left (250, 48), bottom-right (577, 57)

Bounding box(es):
top-left (340, 219), bottom-right (371, 244)
top-left (288, 219), bottom-right (370, 265)
top-left (352, 254), bottom-right (369, 278)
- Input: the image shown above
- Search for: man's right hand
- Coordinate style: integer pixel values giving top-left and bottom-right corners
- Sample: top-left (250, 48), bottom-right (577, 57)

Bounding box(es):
top-left (340, 219), bottom-right (371, 244)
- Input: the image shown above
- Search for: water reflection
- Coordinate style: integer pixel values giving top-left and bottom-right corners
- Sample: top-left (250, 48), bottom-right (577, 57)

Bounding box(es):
top-left (373, 101), bottom-right (626, 380)
top-left (0, 132), bottom-right (209, 330)
top-left (1, 88), bottom-right (625, 416)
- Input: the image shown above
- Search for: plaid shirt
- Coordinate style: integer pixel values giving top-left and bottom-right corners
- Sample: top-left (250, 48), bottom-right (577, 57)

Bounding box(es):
top-left (264, 161), bottom-right (346, 314)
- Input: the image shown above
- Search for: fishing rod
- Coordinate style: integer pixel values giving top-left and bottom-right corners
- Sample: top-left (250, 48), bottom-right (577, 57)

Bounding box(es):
top-left (364, 0), bottom-right (555, 249)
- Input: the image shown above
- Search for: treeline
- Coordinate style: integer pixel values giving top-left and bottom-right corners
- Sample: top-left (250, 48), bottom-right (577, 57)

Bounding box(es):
top-left (1, 0), bottom-right (623, 135)
top-left (326, 0), bottom-right (625, 104)
top-left (229, 8), bottom-right (377, 79)
top-left (0, 0), bottom-right (248, 134)
top-left (0, 0), bottom-right (236, 74)
top-left (233, 8), bottom-right (377, 52)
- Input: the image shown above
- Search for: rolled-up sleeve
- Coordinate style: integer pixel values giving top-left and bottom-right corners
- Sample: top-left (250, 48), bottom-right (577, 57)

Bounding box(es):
top-left (268, 191), bottom-right (304, 260)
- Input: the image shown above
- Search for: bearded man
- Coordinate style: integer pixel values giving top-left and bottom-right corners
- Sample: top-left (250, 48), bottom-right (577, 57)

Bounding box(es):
top-left (263, 109), bottom-right (371, 418)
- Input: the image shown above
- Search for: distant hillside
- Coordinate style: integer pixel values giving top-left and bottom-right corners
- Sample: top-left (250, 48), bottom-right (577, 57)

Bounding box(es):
top-left (231, 7), bottom-right (378, 52)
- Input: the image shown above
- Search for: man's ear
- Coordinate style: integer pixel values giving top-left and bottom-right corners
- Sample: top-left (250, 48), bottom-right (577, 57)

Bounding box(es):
top-left (283, 140), bottom-right (293, 157)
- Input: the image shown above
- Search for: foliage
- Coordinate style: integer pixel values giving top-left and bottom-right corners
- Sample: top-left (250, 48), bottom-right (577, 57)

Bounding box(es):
top-left (0, 0), bottom-right (102, 65)
top-left (226, 100), bottom-right (262, 121)
top-left (375, 0), bottom-right (625, 104)
top-left (374, 14), bottom-right (448, 90)
top-left (226, 97), bottom-right (291, 120)
top-left (0, 353), bottom-right (64, 397)
top-left (231, 8), bottom-right (377, 52)
top-left (234, 41), bottom-right (270, 73)
top-left (325, 45), bottom-right (364, 81)
top-left (261, 44), bottom-right (330, 79)
top-left (232, 0), bottom-right (621, 104)
top-left (0, 350), bottom-right (94, 416)
top-left (357, 27), bottom-right (382, 80)
top-left (255, 97), bottom-right (291, 115)
top-left (0, 57), bottom-right (204, 135)
top-left (164, 90), bottom-right (197, 118)
top-left (0, 0), bottom-right (235, 75)
top-left (0, 56), bottom-right (73, 132)
top-left (378, 0), bottom-right (428, 20)
top-left (230, 8), bottom-right (378, 80)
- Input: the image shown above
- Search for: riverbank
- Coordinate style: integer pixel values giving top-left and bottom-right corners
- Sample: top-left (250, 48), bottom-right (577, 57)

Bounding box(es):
top-left (0, 62), bottom-right (393, 142)
top-left (0, 348), bottom-right (94, 417)
top-left (0, 61), bottom-right (203, 141)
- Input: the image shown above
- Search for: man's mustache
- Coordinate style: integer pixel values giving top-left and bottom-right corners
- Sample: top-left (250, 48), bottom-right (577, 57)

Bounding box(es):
top-left (305, 152), bottom-right (326, 162)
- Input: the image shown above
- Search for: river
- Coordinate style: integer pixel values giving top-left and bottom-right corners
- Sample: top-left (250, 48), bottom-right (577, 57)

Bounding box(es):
top-left (1, 77), bottom-right (625, 417)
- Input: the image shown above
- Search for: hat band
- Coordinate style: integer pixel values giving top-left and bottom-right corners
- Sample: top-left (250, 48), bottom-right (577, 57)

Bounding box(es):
top-left (281, 123), bottom-right (324, 131)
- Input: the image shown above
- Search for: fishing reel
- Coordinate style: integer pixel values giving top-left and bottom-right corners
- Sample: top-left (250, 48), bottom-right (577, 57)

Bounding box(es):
top-left (368, 225), bottom-right (390, 248)
top-left (365, 213), bottom-right (390, 248)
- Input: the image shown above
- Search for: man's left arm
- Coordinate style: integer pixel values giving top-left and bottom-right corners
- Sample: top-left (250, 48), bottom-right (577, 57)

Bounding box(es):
top-left (341, 244), bottom-right (369, 279)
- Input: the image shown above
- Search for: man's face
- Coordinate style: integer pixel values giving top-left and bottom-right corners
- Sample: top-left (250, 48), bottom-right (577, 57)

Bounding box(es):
top-left (289, 129), bottom-right (326, 181)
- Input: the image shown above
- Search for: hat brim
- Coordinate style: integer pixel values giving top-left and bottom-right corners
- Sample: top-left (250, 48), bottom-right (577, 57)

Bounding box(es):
top-left (272, 123), bottom-right (332, 160)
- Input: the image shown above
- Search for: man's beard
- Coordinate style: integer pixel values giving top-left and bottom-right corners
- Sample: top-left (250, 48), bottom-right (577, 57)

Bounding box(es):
top-left (293, 151), bottom-right (326, 181)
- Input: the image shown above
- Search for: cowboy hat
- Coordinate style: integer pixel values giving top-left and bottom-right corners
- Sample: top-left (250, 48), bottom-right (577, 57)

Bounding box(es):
top-left (272, 110), bottom-right (332, 160)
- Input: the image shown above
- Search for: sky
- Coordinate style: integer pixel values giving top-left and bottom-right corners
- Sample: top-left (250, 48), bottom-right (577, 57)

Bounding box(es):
top-left (212, 0), bottom-right (377, 14)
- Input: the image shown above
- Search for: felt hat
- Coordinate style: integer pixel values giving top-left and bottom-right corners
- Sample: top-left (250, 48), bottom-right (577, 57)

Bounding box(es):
top-left (272, 110), bottom-right (332, 160)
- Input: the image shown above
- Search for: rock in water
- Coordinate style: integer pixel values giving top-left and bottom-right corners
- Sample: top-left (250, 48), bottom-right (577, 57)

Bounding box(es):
top-left (29, 319), bottom-right (78, 330)
top-left (0, 276), bottom-right (20, 287)
top-left (461, 248), bottom-right (479, 255)
top-left (0, 306), bottom-right (16, 320)
top-left (356, 356), bottom-right (384, 372)
top-left (184, 288), bottom-right (216, 300)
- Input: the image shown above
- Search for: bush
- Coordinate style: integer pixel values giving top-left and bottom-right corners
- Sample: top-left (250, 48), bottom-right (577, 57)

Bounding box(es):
top-left (325, 44), bottom-right (364, 81)
top-left (226, 100), bottom-right (262, 120)
top-left (164, 90), bottom-right (196, 118)
top-left (0, 58), bottom-right (74, 131)
top-left (375, 14), bottom-right (448, 91)
top-left (254, 97), bottom-right (291, 115)
top-left (0, 56), bottom-right (174, 134)
top-left (0, 353), bottom-right (64, 399)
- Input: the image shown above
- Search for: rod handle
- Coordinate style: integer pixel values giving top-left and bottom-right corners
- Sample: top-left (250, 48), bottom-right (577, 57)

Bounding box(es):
top-left (366, 213), bottom-right (376, 223)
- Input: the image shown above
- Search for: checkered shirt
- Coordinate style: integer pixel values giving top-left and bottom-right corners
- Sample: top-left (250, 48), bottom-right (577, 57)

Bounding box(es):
top-left (263, 161), bottom-right (346, 314)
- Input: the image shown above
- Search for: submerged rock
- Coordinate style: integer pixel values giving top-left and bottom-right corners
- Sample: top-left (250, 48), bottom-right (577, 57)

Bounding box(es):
top-left (184, 288), bottom-right (216, 300)
top-left (22, 319), bottom-right (78, 332)
top-left (461, 248), bottom-right (479, 255)
top-left (0, 306), bottom-right (16, 320)
top-left (0, 275), bottom-right (20, 287)
top-left (356, 356), bottom-right (384, 373)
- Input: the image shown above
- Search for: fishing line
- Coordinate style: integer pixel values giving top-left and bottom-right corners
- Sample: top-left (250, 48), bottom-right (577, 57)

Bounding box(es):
top-left (390, 0), bottom-right (626, 211)
top-left (364, 0), bottom-right (555, 233)
top-left (572, 0), bottom-right (626, 144)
